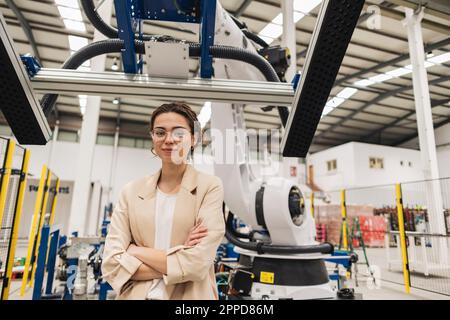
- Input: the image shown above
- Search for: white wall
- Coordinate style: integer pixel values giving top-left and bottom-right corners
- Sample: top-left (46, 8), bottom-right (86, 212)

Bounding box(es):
top-left (400, 122), bottom-right (450, 178)
top-left (438, 146), bottom-right (450, 178)
top-left (351, 142), bottom-right (424, 186)
top-left (307, 142), bottom-right (425, 192)
top-left (306, 142), bottom-right (355, 191)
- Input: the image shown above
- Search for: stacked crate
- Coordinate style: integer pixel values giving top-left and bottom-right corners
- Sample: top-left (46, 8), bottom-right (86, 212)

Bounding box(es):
top-left (315, 224), bottom-right (327, 242)
top-left (314, 205), bottom-right (374, 246)
top-left (357, 216), bottom-right (386, 248)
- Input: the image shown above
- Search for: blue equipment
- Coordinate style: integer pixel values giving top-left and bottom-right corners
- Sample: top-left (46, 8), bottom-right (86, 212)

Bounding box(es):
top-left (113, 0), bottom-right (216, 78)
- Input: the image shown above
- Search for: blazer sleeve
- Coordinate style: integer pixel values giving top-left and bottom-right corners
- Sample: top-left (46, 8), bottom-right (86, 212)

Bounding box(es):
top-left (163, 177), bottom-right (225, 285)
top-left (101, 185), bottom-right (143, 294)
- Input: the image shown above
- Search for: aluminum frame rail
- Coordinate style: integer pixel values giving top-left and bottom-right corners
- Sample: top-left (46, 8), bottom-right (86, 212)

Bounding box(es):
top-left (31, 68), bottom-right (295, 106)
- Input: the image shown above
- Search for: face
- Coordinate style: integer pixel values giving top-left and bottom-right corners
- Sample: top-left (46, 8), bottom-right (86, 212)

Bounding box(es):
top-left (151, 112), bottom-right (195, 164)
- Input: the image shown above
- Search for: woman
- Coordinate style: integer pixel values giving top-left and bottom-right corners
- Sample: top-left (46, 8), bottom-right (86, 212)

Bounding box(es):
top-left (102, 102), bottom-right (225, 300)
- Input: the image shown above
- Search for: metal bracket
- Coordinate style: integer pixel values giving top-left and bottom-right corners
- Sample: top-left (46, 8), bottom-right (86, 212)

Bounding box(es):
top-left (145, 41), bottom-right (189, 78)
top-left (20, 54), bottom-right (41, 78)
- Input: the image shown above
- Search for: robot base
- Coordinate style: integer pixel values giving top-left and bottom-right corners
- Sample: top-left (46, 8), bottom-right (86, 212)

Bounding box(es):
top-left (239, 254), bottom-right (336, 300)
top-left (251, 282), bottom-right (335, 300)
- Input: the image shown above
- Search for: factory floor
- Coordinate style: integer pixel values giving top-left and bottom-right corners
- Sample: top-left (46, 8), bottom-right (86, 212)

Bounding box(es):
top-left (338, 247), bottom-right (450, 300)
top-left (5, 243), bottom-right (449, 300)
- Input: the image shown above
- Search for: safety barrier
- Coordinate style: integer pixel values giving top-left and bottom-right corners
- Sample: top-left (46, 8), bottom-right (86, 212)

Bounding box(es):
top-left (315, 177), bottom-right (450, 297)
top-left (20, 165), bottom-right (60, 297)
top-left (0, 138), bottom-right (30, 300)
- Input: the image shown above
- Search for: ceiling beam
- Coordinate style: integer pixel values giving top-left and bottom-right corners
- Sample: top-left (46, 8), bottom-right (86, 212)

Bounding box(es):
top-left (363, 97), bottom-right (450, 143)
top-left (334, 38), bottom-right (450, 87)
top-left (316, 75), bottom-right (450, 140)
top-left (234, 0), bottom-right (253, 18)
top-left (4, 0), bottom-right (41, 61)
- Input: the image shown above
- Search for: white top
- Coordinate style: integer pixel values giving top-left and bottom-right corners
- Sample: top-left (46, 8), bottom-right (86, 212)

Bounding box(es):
top-left (146, 187), bottom-right (178, 300)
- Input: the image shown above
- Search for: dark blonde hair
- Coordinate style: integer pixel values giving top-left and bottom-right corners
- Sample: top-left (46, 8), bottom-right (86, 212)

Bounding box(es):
top-left (150, 102), bottom-right (199, 157)
top-left (150, 102), bottom-right (198, 135)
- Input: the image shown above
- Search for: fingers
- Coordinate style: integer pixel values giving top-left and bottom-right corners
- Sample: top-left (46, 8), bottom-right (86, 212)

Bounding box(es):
top-left (186, 238), bottom-right (203, 246)
top-left (185, 226), bottom-right (208, 247)
top-left (188, 230), bottom-right (208, 241)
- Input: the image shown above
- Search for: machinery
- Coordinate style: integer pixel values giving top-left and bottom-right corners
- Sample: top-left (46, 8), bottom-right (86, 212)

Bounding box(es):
top-left (0, 0), bottom-right (365, 299)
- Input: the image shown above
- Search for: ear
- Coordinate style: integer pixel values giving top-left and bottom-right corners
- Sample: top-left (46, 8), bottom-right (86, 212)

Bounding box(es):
top-left (192, 134), bottom-right (198, 148)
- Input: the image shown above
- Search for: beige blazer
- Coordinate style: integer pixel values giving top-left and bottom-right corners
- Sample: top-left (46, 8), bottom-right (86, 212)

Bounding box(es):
top-left (101, 164), bottom-right (225, 300)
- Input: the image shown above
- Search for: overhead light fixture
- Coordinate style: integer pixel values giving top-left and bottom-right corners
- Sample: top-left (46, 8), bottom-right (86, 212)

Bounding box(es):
top-left (294, 0), bottom-right (322, 14)
top-left (385, 67), bottom-right (411, 77)
top-left (321, 106), bottom-right (334, 117)
top-left (325, 97), bottom-right (345, 108)
top-left (55, 0), bottom-right (79, 9)
top-left (369, 73), bottom-right (394, 83)
top-left (337, 87), bottom-right (358, 99)
top-left (354, 79), bottom-right (375, 87)
top-left (427, 52), bottom-right (450, 64)
top-left (112, 98), bottom-right (120, 105)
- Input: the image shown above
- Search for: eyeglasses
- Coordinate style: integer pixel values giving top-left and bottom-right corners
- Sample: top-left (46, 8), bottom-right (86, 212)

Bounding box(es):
top-left (151, 127), bottom-right (191, 141)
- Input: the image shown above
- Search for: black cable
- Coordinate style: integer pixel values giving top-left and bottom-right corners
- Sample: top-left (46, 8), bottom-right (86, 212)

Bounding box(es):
top-left (225, 226), bottom-right (334, 255)
top-left (41, 39), bottom-right (139, 116)
top-left (42, 41), bottom-right (289, 126)
top-left (189, 44), bottom-right (289, 125)
top-left (80, 0), bottom-right (117, 38)
top-left (79, 0), bottom-right (170, 41)
top-left (229, 14), bottom-right (269, 48)
top-left (242, 29), bottom-right (269, 49)
top-left (79, 0), bottom-right (288, 124)
top-left (225, 212), bottom-right (333, 255)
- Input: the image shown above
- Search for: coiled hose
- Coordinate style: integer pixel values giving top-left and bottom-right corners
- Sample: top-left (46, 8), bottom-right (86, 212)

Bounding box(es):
top-left (225, 212), bottom-right (334, 255)
top-left (41, 39), bottom-right (289, 125)
top-left (79, 0), bottom-right (166, 41)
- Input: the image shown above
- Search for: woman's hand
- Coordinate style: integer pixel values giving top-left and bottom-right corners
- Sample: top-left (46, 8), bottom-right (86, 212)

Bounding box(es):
top-left (127, 243), bottom-right (140, 257)
top-left (184, 220), bottom-right (208, 247)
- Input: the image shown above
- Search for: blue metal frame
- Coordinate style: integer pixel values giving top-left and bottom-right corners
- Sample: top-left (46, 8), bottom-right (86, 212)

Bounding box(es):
top-left (31, 225), bottom-right (61, 299)
top-left (325, 250), bottom-right (356, 289)
top-left (32, 225), bottom-right (50, 300)
top-left (114, 0), bottom-right (138, 74)
top-left (199, 0), bottom-right (216, 78)
top-left (63, 258), bottom-right (79, 300)
top-left (131, 0), bottom-right (200, 23)
top-left (113, 0), bottom-right (216, 78)
top-left (99, 282), bottom-right (113, 300)
top-left (291, 73), bottom-right (301, 91)
top-left (44, 229), bottom-right (60, 296)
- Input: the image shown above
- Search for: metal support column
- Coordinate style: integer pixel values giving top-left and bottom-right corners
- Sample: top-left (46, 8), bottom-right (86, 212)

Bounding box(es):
top-left (403, 7), bottom-right (447, 264)
top-left (281, 0), bottom-right (297, 82)
top-left (47, 120), bottom-right (59, 169)
top-left (68, 0), bottom-right (113, 236)
top-left (105, 126), bottom-right (120, 212)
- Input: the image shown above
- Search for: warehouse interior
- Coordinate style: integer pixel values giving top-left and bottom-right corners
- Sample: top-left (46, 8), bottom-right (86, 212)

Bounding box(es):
top-left (0, 0), bottom-right (449, 301)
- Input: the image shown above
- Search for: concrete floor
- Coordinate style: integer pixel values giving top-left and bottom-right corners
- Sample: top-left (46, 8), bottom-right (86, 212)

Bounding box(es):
top-left (4, 243), bottom-right (450, 300)
top-left (331, 247), bottom-right (450, 300)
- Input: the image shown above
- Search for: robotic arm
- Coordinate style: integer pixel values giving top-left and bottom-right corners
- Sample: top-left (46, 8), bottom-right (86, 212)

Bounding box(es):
top-left (0, 0), bottom-right (365, 300)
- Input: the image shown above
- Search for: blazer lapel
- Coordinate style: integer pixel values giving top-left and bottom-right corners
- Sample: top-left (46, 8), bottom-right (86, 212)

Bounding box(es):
top-left (170, 164), bottom-right (198, 247)
top-left (134, 165), bottom-right (198, 248)
top-left (135, 168), bottom-right (161, 248)
top-left (165, 165), bottom-right (198, 299)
